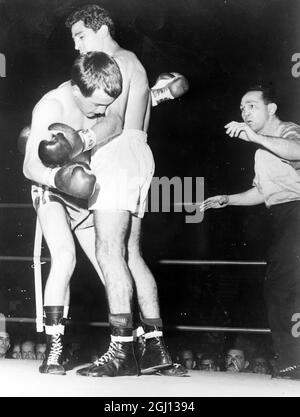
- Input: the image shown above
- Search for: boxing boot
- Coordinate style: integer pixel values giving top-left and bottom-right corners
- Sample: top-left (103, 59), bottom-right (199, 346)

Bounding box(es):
top-left (77, 314), bottom-right (138, 377)
top-left (139, 318), bottom-right (172, 374)
top-left (133, 325), bottom-right (146, 363)
top-left (273, 364), bottom-right (300, 380)
top-left (39, 306), bottom-right (66, 375)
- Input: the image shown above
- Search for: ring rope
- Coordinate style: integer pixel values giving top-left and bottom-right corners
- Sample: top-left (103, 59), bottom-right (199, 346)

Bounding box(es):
top-left (159, 260), bottom-right (267, 266)
top-left (4, 318), bottom-right (271, 333)
top-left (0, 203), bottom-right (268, 333)
top-left (0, 256), bottom-right (50, 262)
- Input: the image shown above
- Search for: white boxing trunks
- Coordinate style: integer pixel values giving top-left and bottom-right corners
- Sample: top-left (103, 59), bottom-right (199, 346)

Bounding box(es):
top-left (31, 184), bottom-right (94, 230)
top-left (89, 129), bottom-right (155, 218)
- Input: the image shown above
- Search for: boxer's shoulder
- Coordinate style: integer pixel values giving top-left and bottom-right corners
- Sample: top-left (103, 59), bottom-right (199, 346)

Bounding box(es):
top-left (114, 48), bottom-right (145, 74)
top-left (33, 95), bottom-right (63, 119)
top-left (33, 84), bottom-right (72, 119)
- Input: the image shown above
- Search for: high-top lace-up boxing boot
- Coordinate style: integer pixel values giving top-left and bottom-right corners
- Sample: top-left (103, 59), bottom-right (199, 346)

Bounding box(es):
top-left (77, 313), bottom-right (139, 377)
top-left (39, 306), bottom-right (66, 375)
top-left (139, 318), bottom-right (172, 374)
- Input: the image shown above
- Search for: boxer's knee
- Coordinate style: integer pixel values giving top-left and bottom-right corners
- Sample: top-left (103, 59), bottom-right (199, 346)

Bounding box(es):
top-left (127, 246), bottom-right (143, 270)
top-left (96, 237), bottom-right (126, 267)
top-left (50, 246), bottom-right (76, 274)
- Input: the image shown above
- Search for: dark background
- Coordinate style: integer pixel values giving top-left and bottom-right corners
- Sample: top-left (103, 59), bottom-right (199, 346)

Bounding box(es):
top-left (0, 0), bottom-right (299, 335)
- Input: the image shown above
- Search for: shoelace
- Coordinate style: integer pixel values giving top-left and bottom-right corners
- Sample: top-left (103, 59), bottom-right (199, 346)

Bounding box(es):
top-left (47, 334), bottom-right (63, 365)
top-left (93, 341), bottom-right (118, 366)
top-left (280, 364), bottom-right (300, 373)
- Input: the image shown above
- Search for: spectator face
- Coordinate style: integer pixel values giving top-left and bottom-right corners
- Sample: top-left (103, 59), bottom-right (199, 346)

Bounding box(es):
top-left (0, 333), bottom-right (10, 358)
top-left (252, 357), bottom-right (269, 374)
top-left (194, 351), bottom-right (203, 368)
top-left (35, 343), bottom-right (47, 361)
top-left (199, 358), bottom-right (218, 372)
top-left (225, 349), bottom-right (249, 372)
top-left (195, 351), bottom-right (203, 361)
top-left (181, 349), bottom-right (195, 370)
top-left (11, 343), bottom-right (21, 359)
top-left (21, 341), bottom-right (36, 360)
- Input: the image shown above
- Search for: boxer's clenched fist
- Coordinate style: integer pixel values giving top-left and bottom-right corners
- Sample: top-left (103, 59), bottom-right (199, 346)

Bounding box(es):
top-left (46, 161), bottom-right (96, 199)
top-left (39, 123), bottom-right (96, 167)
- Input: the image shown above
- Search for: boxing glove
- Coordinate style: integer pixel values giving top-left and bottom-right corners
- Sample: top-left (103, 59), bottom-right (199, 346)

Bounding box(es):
top-left (46, 162), bottom-right (96, 199)
top-left (39, 123), bottom-right (97, 167)
top-left (151, 72), bottom-right (189, 106)
top-left (17, 125), bottom-right (31, 154)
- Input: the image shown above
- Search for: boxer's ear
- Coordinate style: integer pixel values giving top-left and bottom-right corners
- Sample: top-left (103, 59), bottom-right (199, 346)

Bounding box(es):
top-left (72, 85), bottom-right (81, 97)
top-left (267, 102), bottom-right (277, 116)
top-left (99, 24), bottom-right (109, 38)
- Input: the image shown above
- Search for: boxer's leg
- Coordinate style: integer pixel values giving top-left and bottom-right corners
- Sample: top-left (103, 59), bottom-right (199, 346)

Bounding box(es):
top-left (37, 202), bottom-right (76, 375)
top-left (127, 215), bottom-right (172, 374)
top-left (94, 210), bottom-right (133, 313)
top-left (127, 216), bottom-right (160, 317)
top-left (77, 210), bottom-right (138, 377)
top-left (75, 226), bottom-right (105, 285)
top-left (38, 202), bottom-right (76, 305)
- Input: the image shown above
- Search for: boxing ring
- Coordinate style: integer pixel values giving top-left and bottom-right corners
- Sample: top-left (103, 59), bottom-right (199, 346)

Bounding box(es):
top-left (1, 204), bottom-right (300, 397)
top-left (1, 360), bottom-right (300, 397)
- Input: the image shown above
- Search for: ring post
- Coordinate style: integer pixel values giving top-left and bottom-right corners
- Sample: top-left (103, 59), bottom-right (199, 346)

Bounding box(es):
top-left (33, 217), bottom-right (43, 332)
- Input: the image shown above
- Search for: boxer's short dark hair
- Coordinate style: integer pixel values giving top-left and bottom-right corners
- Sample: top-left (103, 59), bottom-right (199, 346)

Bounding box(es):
top-left (65, 4), bottom-right (115, 37)
top-left (71, 51), bottom-right (122, 98)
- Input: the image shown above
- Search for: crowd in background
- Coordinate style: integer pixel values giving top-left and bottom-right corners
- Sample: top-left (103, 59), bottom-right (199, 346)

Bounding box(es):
top-left (172, 331), bottom-right (273, 374)
top-left (0, 324), bottom-right (274, 376)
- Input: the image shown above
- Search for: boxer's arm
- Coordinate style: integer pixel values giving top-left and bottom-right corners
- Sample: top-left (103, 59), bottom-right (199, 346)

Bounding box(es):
top-left (118, 64), bottom-right (150, 131)
top-left (89, 111), bottom-right (123, 148)
top-left (23, 99), bottom-right (64, 187)
top-left (91, 65), bottom-right (149, 150)
top-left (41, 111), bottom-right (123, 165)
top-left (89, 111), bottom-right (123, 149)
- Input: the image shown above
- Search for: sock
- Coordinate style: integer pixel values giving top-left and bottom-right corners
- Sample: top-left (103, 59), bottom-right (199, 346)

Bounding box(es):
top-left (141, 317), bottom-right (163, 328)
top-left (109, 313), bottom-right (134, 342)
top-left (44, 306), bottom-right (64, 335)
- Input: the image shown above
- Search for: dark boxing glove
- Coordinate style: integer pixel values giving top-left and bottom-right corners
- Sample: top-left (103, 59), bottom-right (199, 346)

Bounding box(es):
top-left (39, 123), bottom-right (97, 167)
top-left (151, 72), bottom-right (189, 106)
top-left (45, 162), bottom-right (96, 199)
